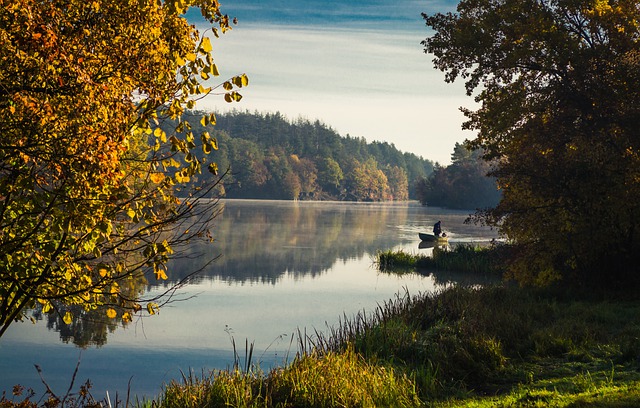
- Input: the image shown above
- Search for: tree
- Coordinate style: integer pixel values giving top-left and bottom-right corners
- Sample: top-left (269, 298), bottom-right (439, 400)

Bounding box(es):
top-left (0, 0), bottom-right (247, 337)
top-left (417, 143), bottom-right (500, 210)
top-left (424, 0), bottom-right (640, 287)
top-left (345, 158), bottom-right (391, 201)
top-left (384, 165), bottom-right (409, 201)
top-left (290, 154), bottom-right (318, 198)
top-left (317, 157), bottom-right (344, 195)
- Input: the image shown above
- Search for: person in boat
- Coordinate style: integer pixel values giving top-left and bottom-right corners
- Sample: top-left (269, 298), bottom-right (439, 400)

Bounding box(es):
top-left (433, 220), bottom-right (442, 237)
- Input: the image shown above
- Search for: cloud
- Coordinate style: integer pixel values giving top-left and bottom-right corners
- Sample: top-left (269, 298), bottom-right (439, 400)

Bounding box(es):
top-left (192, 2), bottom-right (475, 164)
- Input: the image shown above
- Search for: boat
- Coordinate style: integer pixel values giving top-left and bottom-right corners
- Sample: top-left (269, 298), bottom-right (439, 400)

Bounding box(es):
top-left (419, 232), bottom-right (449, 243)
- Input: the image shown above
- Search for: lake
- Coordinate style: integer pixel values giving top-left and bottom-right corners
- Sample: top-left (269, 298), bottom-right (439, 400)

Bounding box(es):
top-left (0, 200), bottom-right (498, 400)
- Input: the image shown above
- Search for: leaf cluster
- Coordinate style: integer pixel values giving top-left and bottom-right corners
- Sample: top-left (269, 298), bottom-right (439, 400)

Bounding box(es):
top-left (0, 0), bottom-right (246, 338)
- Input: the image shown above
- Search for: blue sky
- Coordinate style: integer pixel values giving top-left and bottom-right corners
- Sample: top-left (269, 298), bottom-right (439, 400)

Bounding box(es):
top-left (191, 0), bottom-right (471, 164)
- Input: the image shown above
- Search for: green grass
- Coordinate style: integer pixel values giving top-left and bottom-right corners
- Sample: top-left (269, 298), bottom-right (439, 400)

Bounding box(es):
top-left (375, 244), bottom-right (506, 278)
top-left (139, 285), bottom-right (640, 408)
top-left (148, 345), bottom-right (421, 408)
top-left (375, 249), bottom-right (420, 272)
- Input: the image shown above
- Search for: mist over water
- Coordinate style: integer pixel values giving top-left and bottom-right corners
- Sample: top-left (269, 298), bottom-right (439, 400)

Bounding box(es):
top-left (0, 200), bottom-right (497, 399)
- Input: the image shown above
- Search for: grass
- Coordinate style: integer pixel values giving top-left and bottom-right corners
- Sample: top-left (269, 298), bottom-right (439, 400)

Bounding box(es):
top-left (147, 345), bottom-right (421, 408)
top-left (375, 244), bottom-right (507, 277)
top-left (140, 284), bottom-right (640, 408)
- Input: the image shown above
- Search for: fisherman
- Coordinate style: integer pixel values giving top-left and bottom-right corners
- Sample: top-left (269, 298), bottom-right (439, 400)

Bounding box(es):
top-left (433, 220), bottom-right (442, 237)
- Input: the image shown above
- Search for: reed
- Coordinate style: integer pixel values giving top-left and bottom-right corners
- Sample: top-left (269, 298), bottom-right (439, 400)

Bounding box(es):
top-left (375, 249), bottom-right (418, 272)
top-left (375, 244), bottom-right (505, 277)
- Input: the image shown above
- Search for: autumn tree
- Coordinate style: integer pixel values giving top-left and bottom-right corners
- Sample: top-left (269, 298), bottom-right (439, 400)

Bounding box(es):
top-left (384, 165), bottom-right (409, 201)
top-left (290, 154), bottom-right (318, 197)
top-left (424, 0), bottom-right (640, 287)
top-left (0, 0), bottom-right (248, 337)
top-left (345, 158), bottom-right (390, 201)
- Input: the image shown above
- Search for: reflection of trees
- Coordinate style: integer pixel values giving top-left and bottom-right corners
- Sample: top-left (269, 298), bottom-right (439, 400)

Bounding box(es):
top-left (29, 268), bottom-right (149, 347)
top-left (31, 305), bottom-right (118, 347)
top-left (161, 201), bottom-right (412, 285)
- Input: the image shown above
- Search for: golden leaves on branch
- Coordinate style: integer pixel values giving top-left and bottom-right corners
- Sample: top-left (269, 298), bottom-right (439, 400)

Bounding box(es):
top-left (0, 0), bottom-right (247, 335)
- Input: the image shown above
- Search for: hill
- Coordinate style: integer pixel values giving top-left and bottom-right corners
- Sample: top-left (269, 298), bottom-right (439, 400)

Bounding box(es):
top-left (171, 110), bottom-right (435, 201)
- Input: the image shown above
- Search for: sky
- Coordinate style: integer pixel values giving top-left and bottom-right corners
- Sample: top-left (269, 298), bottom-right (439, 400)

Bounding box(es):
top-left (190, 0), bottom-right (472, 164)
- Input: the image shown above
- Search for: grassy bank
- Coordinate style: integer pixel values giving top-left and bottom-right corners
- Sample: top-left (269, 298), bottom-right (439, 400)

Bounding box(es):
top-left (7, 287), bottom-right (640, 407)
top-left (141, 282), bottom-right (640, 407)
top-left (6, 247), bottom-right (640, 407)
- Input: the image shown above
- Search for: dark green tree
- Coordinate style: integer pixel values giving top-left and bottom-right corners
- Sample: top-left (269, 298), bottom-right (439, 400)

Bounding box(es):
top-left (424, 0), bottom-right (640, 287)
top-left (417, 144), bottom-right (500, 210)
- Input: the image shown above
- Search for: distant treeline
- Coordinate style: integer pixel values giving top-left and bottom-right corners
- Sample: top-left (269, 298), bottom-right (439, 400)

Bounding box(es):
top-left (415, 143), bottom-right (501, 210)
top-left (167, 110), bottom-right (435, 201)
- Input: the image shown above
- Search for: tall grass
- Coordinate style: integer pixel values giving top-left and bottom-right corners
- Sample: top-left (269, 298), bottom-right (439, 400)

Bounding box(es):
top-left (152, 345), bottom-right (421, 408)
top-left (376, 244), bottom-right (506, 277)
top-left (375, 249), bottom-right (418, 272)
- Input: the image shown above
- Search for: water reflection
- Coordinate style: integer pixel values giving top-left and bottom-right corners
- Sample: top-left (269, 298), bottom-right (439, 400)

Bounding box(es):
top-left (38, 200), bottom-right (497, 349)
top-left (1, 200), bottom-right (498, 398)
top-left (166, 200), bottom-right (417, 285)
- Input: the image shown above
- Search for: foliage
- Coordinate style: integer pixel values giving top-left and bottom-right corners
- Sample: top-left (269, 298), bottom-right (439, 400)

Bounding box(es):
top-left (344, 158), bottom-right (391, 201)
top-left (416, 143), bottom-right (501, 210)
top-left (423, 0), bottom-right (640, 287)
top-left (0, 0), bottom-right (246, 337)
top-left (169, 110), bottom-right (435, 201)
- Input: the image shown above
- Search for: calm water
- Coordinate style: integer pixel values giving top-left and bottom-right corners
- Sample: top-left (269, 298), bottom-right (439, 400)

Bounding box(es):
top-left (0, 200), bottom-right (497, 400)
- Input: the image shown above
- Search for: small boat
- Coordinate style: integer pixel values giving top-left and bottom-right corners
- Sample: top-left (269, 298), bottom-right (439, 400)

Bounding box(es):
top-left (419, 232), bottom-right (449, 243)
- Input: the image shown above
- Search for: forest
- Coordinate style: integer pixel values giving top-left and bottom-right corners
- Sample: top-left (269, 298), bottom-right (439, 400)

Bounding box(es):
top-left (163, 110), bottom-right (434, 201)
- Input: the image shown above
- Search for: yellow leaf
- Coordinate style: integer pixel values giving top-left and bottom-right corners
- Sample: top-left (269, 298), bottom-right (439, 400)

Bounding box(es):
top-left (155, 269), bottom-right (168, 280)
top-left (99, 268), bottom-right (108, 277)
top-left (63, 312), bottom-right (73, 325)
top-left (106, 308), bottom-right (117, 318)
top-left (150, 172), bottom-right (165, 183)
top-left (122, 312), bottom-right (132, 323)
top-left (147, 303), bottom-right (158, 315)
top-left (200, 37), bottom-right (212, 53)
